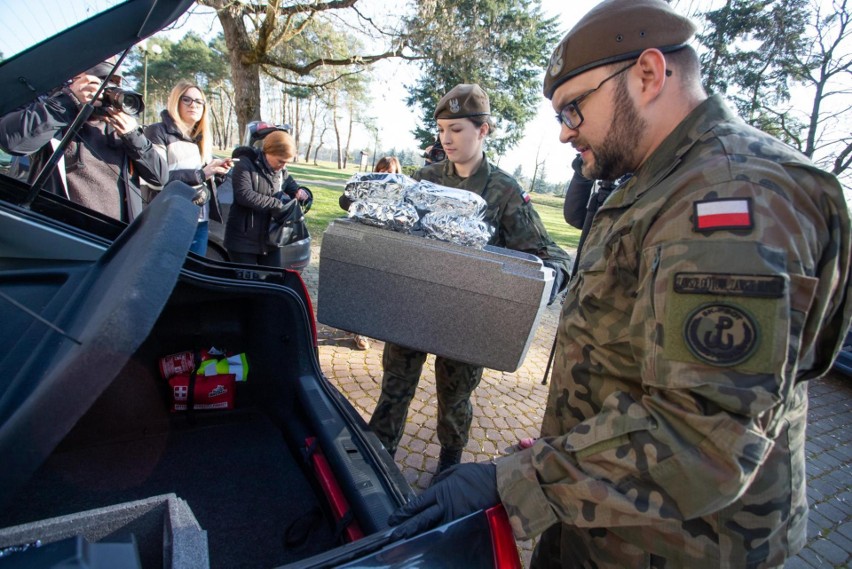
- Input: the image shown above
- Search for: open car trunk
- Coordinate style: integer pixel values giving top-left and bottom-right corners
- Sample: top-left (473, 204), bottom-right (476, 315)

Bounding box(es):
top-left (0, 184), bottom-right (406, 568)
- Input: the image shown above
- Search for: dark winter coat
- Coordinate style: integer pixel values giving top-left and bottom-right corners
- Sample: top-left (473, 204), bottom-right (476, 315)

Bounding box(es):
top-left (0, 89), bottom-right (168, 222)
top-left (223, 146), bottom-right (300, 254)
top-left (144, 110), bottom-right (221, 222)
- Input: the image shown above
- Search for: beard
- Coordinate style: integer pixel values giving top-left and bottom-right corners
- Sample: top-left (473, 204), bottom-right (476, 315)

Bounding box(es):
top-left (583, 77), bottom-right (646, 181)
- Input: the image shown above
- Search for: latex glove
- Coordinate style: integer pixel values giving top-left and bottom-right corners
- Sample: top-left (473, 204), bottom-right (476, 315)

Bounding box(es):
top-left (387, 463), bottom-right (499, 540)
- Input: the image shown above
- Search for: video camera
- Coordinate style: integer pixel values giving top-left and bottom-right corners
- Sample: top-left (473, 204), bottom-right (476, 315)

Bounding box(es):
top-left (92, 86), bottom-right (145, 117)
top-left (427, 138), bottom-right (446, 163)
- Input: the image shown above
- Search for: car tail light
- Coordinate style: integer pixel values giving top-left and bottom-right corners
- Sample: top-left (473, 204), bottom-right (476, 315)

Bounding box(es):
top-left (486, 505), bottom-right (522, 569)
top-left (294, 271), bottom-right (318, 346)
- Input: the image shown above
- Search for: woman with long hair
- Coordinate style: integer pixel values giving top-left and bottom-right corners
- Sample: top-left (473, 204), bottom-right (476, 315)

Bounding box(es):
top-left (144, 80), bottom-right (231, 255)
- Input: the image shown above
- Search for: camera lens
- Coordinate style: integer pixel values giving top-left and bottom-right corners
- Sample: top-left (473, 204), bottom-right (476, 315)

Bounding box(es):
top-left (101, 86), bottom-right (145, 117)
top-left (116, 91), bottom-right (144, 116)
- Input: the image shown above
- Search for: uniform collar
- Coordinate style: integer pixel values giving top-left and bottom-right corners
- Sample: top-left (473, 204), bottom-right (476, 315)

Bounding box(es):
top-left (604, 95), bottom-right (734, 209)
top-left (441, 152), bottom-right (491, 194)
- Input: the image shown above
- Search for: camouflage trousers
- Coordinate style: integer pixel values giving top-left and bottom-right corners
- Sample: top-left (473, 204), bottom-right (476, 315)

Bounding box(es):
top-left (368, 342), bottom-right (484, 454)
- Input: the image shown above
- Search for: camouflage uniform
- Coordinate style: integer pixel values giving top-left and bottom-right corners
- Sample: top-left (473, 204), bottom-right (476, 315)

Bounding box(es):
top-left (495, 96), bottom-right (852, 568)
top-left (369, 154), bottom-right (572, 454)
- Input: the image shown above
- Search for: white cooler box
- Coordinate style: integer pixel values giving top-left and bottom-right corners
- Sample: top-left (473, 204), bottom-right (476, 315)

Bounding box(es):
top-left (317, 219), bottom-right (553, 372)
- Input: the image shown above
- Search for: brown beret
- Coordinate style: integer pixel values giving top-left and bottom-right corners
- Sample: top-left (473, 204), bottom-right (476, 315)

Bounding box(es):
top-left (434, 84), bottom-right (490, 120)
top-left (543, 0), bottom-right (696, 99)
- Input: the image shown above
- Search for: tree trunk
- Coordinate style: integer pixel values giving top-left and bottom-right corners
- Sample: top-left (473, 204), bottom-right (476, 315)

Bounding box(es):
top-left (332, 106), bottom-right (342, 169)
top-left (217, 8), bottom-right (262, 140)
top-left (303, 98), bottom-right (318, 163)
top-left (342, 114), bottom-right (353, 169)
top-left (314, 123), bottom-right (329, 165)
top-left (292, 96), bottom-right (301, 163)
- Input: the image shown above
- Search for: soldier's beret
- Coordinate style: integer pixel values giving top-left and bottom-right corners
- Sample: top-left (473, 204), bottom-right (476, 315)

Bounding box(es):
top-left (434, 84), bottom-right (490, 120)
top-left (543, 0), bottom-right (696, 99)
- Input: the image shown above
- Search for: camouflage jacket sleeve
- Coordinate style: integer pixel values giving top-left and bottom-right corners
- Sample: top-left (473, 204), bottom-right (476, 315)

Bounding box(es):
top-left (495, 97), bottom-right (852, 541)
top-left (494, 176), bottom-right (572, 276)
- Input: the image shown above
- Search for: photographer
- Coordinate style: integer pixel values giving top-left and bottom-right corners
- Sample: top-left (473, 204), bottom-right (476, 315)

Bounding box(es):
top-left (0, 58), bottom-right (167, 222)
top-left (422, 138), bottom-right (445, 165)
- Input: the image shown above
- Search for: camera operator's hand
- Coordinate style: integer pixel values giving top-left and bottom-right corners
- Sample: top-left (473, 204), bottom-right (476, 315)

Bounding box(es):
top-left (103, 109), bottom-right (137, 135)
top-left (67, 73), bottom-right (102, 106)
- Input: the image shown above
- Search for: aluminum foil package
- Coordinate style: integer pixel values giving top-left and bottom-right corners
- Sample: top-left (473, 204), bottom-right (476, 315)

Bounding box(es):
top-left (404, 180), bottom-right (487, 218)
top-left (349, 199), bottom-right (420, 233)
top-left (343, 172), bottom-right (411, 203)
top-left (344, 172), bottom-right (492, 248)
top-left (420, 212), bottom-right (494, 248)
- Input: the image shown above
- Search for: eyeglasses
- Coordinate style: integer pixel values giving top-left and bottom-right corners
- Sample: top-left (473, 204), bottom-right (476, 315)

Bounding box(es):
top-left (180, 95), bottom-right (206, 107)
top-left (555, 61), bottom-right (636, 129)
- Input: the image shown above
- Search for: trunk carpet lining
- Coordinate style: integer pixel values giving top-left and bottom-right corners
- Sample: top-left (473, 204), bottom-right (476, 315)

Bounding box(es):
top-left (2, 412), bottom-right (338, 568)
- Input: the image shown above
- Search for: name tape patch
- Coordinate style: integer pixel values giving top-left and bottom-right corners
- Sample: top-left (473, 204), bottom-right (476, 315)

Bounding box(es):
top-left (674, 273), bottom-right (785, 298)
top-left (693, 198), bottom-right (753, 232)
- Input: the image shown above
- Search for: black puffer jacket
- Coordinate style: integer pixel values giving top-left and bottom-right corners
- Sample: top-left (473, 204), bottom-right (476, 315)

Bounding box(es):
top-left (0, 89), bottom-right (167, 222)
top-left (144, 110), bottom-right (221, 222)
top-left (223, 146), bottom-right (300, 254)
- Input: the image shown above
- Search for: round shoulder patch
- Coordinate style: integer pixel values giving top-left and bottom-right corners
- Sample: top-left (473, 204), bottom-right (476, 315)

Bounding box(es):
top-left (684, 303), bottom-right (759, 367)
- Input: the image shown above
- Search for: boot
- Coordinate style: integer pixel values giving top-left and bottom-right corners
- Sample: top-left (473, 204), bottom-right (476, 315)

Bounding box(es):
top-left (436, 447), bottom-right (462, 474)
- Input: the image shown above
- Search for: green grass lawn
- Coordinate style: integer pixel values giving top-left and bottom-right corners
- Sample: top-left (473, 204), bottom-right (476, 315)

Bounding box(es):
top-left (527, 192), bottom-right (581, 252)
top-left (246, 158), bottom-right (581, 253)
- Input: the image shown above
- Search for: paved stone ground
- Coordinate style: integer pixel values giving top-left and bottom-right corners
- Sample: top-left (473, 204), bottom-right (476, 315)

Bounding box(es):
top-left (300, 244), bottom-right (851, 568)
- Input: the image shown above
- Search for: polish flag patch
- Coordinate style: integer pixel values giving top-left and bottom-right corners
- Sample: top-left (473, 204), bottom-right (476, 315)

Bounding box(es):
top-left (693, 198), bottom-right (753, 232)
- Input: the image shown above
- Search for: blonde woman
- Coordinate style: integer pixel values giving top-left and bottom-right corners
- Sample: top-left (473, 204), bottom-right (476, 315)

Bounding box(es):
top-left (144, 80), bottom-right (232, 255)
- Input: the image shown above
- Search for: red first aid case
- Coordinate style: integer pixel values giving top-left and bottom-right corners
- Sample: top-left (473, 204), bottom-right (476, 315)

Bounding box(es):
top-left (169, 373), bottom-right (236, 412)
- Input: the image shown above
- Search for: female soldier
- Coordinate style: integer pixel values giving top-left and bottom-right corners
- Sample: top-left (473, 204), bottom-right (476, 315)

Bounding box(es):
top-left (145, 80), bottom-right (231, 255)
top-left (369, 84), bottom-right (572, 473)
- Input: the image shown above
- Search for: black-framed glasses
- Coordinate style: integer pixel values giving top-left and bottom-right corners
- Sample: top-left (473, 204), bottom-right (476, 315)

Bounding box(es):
top-left (555, 61), bottom-right (636, 129)
top-left (180, 95), bottom-right (206, 107)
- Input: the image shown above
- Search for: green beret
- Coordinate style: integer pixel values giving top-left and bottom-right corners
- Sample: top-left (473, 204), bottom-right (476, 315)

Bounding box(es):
top-left (543, 0), bottom-right (696, 99)
top-left (434, 84), bottom-right (490, 120)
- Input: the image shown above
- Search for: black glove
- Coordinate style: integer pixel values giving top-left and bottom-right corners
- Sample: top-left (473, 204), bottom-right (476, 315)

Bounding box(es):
top-left (543, 261), bottom-right (567, 305)
top-left (192, 186), bottom-right (210, 206)
top-left (387, 463), bottom-right (499, 539)
top-left (571, 153), bottom-right (590, 180)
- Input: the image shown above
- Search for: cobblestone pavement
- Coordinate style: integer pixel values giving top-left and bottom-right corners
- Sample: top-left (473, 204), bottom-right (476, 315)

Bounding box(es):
top-left (300, 245), bottom-right (851, 568)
